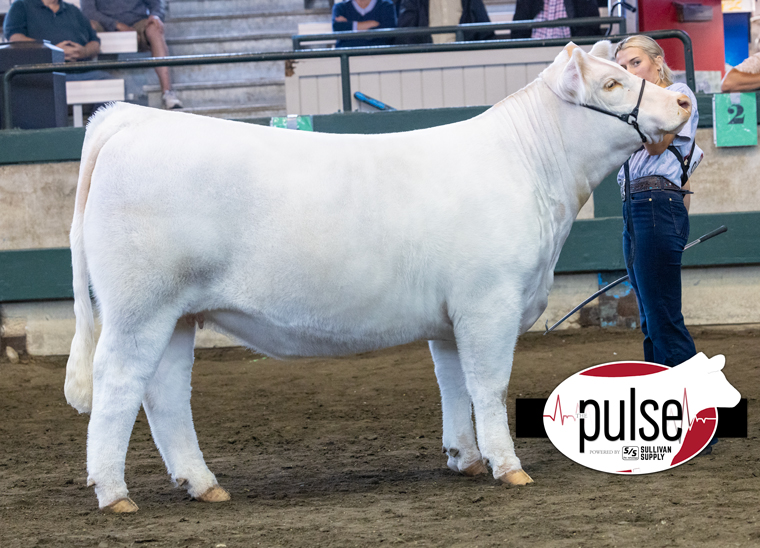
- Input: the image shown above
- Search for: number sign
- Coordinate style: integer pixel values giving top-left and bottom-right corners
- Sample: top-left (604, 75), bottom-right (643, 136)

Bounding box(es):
top-left (713, 92), bottom-right (758, 147)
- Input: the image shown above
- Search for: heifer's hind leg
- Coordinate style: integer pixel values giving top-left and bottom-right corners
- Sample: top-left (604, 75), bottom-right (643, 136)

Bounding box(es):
top-left (87, 318), bottom-right (178, 511)
top-left (454, 307), bottom-right (533, 486)
top-left (142, 321), bottom-right (229, 503)
top-left (429, 340), bottom-right (487, 476)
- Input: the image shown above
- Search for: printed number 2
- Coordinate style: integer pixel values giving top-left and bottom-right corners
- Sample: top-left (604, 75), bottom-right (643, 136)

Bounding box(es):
top-left (728, 105), bottom-right (745, 125)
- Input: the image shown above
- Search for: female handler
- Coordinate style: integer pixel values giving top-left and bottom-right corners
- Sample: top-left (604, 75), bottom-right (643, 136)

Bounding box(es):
top-left (614, 36), bottom-right (703, 367)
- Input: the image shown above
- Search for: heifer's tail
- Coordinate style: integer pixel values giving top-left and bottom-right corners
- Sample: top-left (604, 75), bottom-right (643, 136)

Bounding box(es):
top-left (65, 103), bottom-right (129, 414)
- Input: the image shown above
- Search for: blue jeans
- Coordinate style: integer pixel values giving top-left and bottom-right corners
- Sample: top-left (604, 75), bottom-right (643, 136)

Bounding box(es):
top-left (622, 189), bottom-right (696, 366)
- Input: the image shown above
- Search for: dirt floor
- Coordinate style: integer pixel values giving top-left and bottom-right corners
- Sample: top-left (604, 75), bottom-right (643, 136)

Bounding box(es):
top-left (1, 326), bottom-right (758, 548)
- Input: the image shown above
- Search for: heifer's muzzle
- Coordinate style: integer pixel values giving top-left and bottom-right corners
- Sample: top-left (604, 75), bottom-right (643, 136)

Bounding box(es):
top-left (581, 79), bottom-right (648, 143)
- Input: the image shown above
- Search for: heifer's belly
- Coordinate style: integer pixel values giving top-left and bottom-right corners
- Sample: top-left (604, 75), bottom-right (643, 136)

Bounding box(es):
top-left (206, 309), bottom-right (454, 359)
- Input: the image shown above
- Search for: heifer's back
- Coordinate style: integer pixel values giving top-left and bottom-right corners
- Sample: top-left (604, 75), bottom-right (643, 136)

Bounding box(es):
top-left (72, 102), bottom-right (544, 359)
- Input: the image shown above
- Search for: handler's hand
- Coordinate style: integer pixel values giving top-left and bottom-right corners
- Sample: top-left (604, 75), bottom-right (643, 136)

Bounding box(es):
top-left (335, 15), bottom-right (348, 22)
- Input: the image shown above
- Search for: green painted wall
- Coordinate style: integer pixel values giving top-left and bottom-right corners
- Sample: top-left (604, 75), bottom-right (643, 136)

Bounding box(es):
top-left (1, 211), bottom-right (756, 302)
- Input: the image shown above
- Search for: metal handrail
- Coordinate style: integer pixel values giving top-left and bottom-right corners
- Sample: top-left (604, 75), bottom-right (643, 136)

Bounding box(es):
top-left (292, 16), bottom-right (627, 49)
top-left (2, 29), bottom-right (695, 130)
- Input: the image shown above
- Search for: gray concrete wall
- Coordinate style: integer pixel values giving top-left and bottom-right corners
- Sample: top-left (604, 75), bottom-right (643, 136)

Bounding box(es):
top-left (0, 162), bottom-right (78, 251)
top-left (688, 129), bottom-right (760, 215)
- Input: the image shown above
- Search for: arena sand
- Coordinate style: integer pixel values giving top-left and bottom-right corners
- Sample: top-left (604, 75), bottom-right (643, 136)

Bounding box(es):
top-left (1, 327), bottom-right (758, 547)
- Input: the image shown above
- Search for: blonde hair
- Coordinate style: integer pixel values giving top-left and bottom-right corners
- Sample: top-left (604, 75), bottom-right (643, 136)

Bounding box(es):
top-left (615, 35), bottom-right (674, 87)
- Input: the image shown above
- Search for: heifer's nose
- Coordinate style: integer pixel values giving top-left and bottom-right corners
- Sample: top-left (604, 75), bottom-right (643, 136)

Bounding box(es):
top-left (677, 94), bottom-right (691, 113)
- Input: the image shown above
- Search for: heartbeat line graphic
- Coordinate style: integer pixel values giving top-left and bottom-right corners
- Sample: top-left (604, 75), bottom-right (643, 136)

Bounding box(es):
top-left (680, 388), bottom-right (717, 441)
top-left (543, 395), bottom-right (578, 425)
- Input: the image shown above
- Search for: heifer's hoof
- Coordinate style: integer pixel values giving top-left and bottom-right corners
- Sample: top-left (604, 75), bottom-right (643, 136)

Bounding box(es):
top-left (196, 485), bottom-right (230, 503)
top-left (498, 469), bottom-right (534, 486)
top-left (102, 497), bottom-right (139, 513)
top-left (461, 460), bottom-right (489, 476)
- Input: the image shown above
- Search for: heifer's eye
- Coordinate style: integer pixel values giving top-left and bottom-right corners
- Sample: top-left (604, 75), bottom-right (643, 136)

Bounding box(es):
top-left (604, 80), bottom-right (619, 91)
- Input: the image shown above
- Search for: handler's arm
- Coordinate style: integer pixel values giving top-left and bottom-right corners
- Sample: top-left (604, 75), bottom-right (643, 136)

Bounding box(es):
top-left (643, 133), bottom-right (676, 156)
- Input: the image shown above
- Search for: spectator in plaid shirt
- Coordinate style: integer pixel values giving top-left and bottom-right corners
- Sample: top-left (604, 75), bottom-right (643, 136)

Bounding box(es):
top-left (511, 0), bottom-right (602, 40)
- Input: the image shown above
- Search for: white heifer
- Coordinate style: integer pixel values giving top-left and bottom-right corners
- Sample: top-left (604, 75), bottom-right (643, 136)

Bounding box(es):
top-left (65, 41), bottom-right (692, 512)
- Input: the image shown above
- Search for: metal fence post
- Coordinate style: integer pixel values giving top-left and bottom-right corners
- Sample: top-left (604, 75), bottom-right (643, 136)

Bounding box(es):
top-left (340, 54), bottom-right (352, 113)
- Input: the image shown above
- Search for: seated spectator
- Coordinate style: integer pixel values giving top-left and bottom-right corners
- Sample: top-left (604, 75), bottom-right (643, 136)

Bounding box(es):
top-left (81, 0), bottom-right (182, 109)
top-left (721, 52), bottom-right (760, 92)
top-left (3, 0), bottom-right (108, 81)
top-left (396, 0), bottom-right (494, 44)
top-left (511, 0), bottom-right (602, 40)
top-left (332, 0), bottom-right (398, 48)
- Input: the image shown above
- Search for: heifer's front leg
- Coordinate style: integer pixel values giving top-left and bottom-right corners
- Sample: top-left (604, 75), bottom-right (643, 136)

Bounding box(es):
top-left (87, 320), bottom-right (177, 512)
top-left (454, 310), bottom-right (533, 486)
top-left (429, 340), bottom-right (487, 476)
top-left (142, 321), bottom-right (229, 503)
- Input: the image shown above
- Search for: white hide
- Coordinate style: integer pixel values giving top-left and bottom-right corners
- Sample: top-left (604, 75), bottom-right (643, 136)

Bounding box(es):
top-left (65, 42), bottom-right (692, 509)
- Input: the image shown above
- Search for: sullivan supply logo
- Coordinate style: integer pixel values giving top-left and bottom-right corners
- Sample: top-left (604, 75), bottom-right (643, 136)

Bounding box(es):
top-left (543, 353), bottom-right (741, 474)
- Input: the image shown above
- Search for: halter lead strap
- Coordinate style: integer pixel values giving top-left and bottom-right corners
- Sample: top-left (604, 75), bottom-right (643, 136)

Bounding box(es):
top-left (581, 79), bottom-right (648, 143)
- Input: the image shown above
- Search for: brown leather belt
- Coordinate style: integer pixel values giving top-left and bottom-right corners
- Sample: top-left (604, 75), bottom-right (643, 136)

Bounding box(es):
top-left (629, 176), bottom-right (682, 194)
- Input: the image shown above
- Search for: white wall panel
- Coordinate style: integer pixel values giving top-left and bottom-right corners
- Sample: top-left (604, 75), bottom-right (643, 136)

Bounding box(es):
top-left (505, 65), bottom-right (528, 95)
top-left (442, 68), bottom-right (464, 107)
top-left (421, 69), bottom-right (444, 109)
top-left (463, 66), bottom-right (486, 107)
top-left (286, 47), bottom-right (566, 115)
top-left (299, 77), bottom-right (319, 115)
top-left (380, 71), bottom-right (403, 110)
top-left (484, 65), bottom-right (507, 104)
top-left (400, 71), bottom-right (424, 110)
top-left (357, 72), bottom-right (382, 100)
top-left (317, 75), bottom-right (341, 114)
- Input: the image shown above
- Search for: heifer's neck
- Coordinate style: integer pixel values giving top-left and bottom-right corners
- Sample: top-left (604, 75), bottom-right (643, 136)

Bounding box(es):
top-left (492, 79), bottom-right (644, 221)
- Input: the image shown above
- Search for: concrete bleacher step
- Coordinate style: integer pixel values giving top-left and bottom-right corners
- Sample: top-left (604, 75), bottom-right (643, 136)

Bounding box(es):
top-left (164, 9), bottom-right (331, 39)
top-left (138, 0), bottom-right (333, 121)
top-left (166, 32), bottom-right (293, 56)
top-left (167, 0), bottom-right (304, 18)
top-left (166, 59), bottom-right (285, 84)
top-left (176, 102), bottom-right (285, 119)
top-left (144, 78), bottom-right (284, 109)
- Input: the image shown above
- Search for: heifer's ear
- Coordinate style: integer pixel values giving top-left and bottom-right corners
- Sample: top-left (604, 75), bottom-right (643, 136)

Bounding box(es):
top-left (555, 47), bottom-right (587, 104)
top-left (589, 40), bottom-right (613, 61)
top-left (677, 352), bottom-right (725, 373)
top-left (706, 354), bottom-right (726, 372)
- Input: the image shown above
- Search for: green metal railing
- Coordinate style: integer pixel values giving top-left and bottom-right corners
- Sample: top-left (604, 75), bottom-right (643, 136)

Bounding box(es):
top-left (291, 16), bottom-right (626, 49)
top-left (2, 28), bottom-right (694, 129)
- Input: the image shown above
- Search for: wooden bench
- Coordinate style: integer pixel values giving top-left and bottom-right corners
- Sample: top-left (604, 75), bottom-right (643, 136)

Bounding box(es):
top-left (97, 31), bottom-right (138, 55)
top-left (297, 22), bottom-right (336, 49)
top-left (62, 31), bottom-right (135, 126)
top-left (65, 79), bottom-right (125, 126)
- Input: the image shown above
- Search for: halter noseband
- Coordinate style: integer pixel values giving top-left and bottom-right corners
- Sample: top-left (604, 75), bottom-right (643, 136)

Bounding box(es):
top-left (581, 78), bottom-right (648, 143)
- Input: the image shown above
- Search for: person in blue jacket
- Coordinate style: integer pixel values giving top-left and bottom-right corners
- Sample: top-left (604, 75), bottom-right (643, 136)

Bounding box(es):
top-left (332, 0), bottom-right (398, 48)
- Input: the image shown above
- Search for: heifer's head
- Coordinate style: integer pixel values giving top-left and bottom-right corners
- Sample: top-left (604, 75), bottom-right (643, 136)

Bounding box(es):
top-left (678, 353), bottom-right (742, 410)
top-left (541, 41), bottom-right (691, 145)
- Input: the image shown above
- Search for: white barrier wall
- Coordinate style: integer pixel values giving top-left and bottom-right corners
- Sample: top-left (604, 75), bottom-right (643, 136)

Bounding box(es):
top-left (286, 46), bottom-right (566, 114)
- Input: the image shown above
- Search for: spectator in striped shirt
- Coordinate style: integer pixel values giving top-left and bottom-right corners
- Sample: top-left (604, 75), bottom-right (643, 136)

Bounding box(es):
top-left (511, 0), bottom-right (602, 40)
top-left (721, 52), bottom-right (760, 92)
